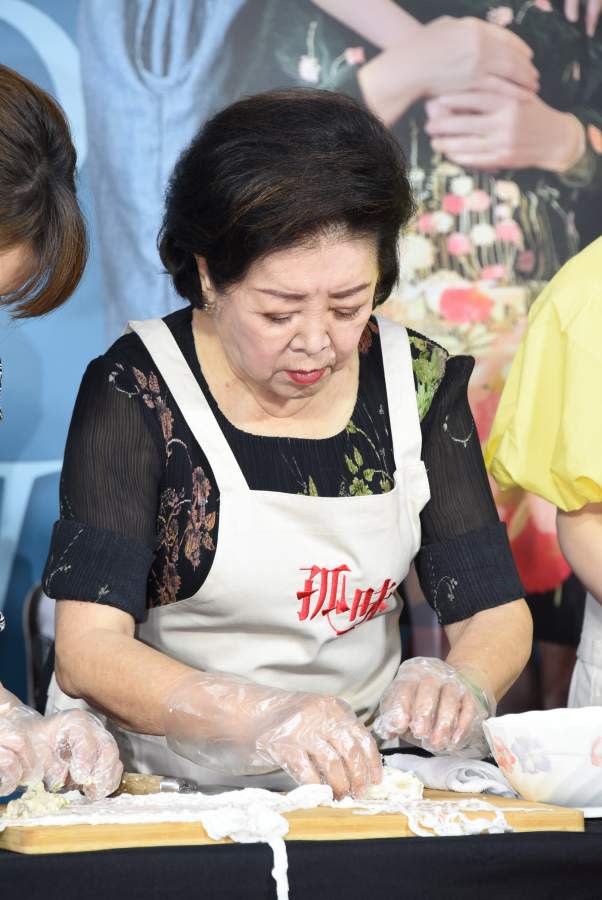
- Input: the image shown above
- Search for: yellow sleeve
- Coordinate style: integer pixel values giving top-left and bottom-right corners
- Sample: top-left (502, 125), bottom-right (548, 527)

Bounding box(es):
top-left (485, 239), bottom-right (602, 513)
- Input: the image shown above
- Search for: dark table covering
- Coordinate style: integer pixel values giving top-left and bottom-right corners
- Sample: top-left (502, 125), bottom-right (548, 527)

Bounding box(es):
top-left (2, 819), bottom-right (602, 900)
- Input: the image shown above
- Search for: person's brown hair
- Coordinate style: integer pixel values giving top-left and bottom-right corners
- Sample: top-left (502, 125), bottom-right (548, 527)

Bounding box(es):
top-left (159, 89), bottom-right (414, 309)
top-left (0, 64), bottom-right (87, 318)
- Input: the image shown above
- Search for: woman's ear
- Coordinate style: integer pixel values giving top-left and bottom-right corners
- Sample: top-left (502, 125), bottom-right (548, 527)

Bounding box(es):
top-left (196, 256), bottom-right (211, 294)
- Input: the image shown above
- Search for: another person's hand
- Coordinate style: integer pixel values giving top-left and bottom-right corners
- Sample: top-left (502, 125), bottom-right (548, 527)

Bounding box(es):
top-left (564, 0), bottom-right (602, 37)
top-left (426, 90), bottom-right (586, 173)
top-left (373, 657), bottom-right (495, 758)
top-left (36, 710), bottom-right (123, 800)
top-left (415, 16), bottom-right (539, 99)
top-left (0, 702), bottom-right (43, 796)
top-left (163, 672), bottom-right (382, 799)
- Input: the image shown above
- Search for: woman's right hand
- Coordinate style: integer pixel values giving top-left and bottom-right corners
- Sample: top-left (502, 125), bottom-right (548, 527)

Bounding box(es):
top-left (413, 16), bottom-right (539, 99)
top-left (163, 673), bottom-right (382, 799)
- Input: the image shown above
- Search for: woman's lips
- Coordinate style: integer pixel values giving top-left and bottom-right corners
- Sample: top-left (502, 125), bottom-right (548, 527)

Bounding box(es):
top-left (285, 368), bottom-right (326, 385)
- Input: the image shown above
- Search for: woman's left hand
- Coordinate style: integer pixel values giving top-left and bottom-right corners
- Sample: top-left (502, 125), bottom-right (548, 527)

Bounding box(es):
top-left (426, 90), bottom-right (585, 173)
top-left (373, 657), bottom-right (496, 757)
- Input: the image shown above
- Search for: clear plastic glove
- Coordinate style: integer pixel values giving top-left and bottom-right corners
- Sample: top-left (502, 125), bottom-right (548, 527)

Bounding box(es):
top-left (0, 691), bottom-right (44, 796)
top-left (0, 686), bottom-right (122, 799)
top-left (373, 658), bottom-right (496, 759)
top-left (163, 672), bottom-right (382, 799)
top-left (36, 710), bottom-right (123, 800)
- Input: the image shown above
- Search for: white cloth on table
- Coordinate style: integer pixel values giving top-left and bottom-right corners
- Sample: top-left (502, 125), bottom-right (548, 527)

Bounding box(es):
top-left (386, 752), bottom-right (517, 798)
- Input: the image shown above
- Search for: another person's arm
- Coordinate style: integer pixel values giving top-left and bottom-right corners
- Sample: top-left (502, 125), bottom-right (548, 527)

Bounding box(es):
top-left (557, 504), bottom-right (602, 602)
top-left (308, 5), bottom-right (538, 127)
top-left (310, 0), bottom-right (421, 50)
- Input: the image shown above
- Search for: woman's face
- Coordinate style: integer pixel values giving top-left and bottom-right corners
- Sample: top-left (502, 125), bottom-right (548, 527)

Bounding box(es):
top-left (200, 233), bottom-right (378, 406)
top-left (0, 242), bottom-right (34, 295)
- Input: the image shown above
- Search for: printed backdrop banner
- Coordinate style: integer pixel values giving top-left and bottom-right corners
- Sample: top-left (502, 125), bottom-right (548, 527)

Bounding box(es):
top-left (1, 0), bottom-right (601, 702)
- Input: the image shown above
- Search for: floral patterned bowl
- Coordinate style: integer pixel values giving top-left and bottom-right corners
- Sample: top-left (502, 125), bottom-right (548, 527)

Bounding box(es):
top-left (484, 708), bottom-right (602, 809)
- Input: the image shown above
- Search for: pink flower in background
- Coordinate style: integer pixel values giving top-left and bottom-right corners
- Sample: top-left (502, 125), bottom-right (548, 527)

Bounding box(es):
top-left (440, 286), bottom-right (493, 323)
top-left (417, 212), bottom-right (436, 235)
top-left (534, 0), bottom-right (552, 10)
top-left (588, 125), bottom-right (602, 154)
top-left (344, 46), bottom-right (366, 66)
top-left (447, 232), bottom-right (473, 256)
top-left (516, 249), bottom-right (536, 273)
top-left (466, 190), bottom-right (491, 212)
top-left (591, 738), bottom-right (602, 767)
top-left (487, 6), bottom-right (514, 26)
top-left (442, 193), bottom-right (465, 215)
top-left (480, 264), bottom-right (507, 281)
top-left (298, 55), bottom-right (321, 83)
top-left (492, 738), bottom-right (517, 774)
top-left (495, 219), bottom-right (523, 245)
top-left (494, 203), bottom-right (511, 220)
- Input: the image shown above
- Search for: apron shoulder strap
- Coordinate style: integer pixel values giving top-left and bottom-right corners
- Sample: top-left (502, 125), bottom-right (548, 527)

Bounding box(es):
top-left (127, 318), bottom-right (248, 493)
top-left (374, 315), bottom-right (423, 465)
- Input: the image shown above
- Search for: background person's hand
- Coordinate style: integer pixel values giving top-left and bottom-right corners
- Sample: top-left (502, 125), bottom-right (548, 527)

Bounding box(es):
top-left (425, 90), bottom-right (586, 172)
top-left (564, 0), bottom-right (602, 36)
top-left (36, 710), bottom-right (123, 800)
top-left (373, 657), bottom-right (495, 758)
top-left (164, 672), bottom-right (383, 799)
top-left (414, 16), bottom-right (539, 99)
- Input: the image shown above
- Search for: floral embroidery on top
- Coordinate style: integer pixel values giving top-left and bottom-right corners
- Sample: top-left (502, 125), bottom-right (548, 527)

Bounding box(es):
top-left (408, 333), bottom-right (448, 422)
top-left (294, 320), bottom-right (446, 497)
top-left (108, 361), bottom-right (217, 608)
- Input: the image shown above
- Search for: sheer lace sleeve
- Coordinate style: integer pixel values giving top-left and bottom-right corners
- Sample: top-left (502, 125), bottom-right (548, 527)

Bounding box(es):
top-left (416, 355), bottom-right (524, 625)
top-left (42, 355), bottom-right (161, 622)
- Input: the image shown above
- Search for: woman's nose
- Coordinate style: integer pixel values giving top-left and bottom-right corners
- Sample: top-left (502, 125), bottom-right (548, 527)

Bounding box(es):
top-left (292, 319), bottom-right (330, 357)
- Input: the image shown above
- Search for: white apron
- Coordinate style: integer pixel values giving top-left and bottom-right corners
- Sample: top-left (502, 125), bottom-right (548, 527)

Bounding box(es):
top-left (568, 592), bottom-right (602, 708)
top-left (47, 315), bottom-right (430, 788)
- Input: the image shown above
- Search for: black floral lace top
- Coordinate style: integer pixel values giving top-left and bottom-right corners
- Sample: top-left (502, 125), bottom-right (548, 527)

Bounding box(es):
top-left (42, 308), bottom-right (523, 625)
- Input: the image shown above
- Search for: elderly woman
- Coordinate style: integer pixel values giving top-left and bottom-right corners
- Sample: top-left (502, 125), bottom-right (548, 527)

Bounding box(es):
top-left (0, 64), bottom-right (122, 799)
top-left (44, 89), bottom-right (531, 799)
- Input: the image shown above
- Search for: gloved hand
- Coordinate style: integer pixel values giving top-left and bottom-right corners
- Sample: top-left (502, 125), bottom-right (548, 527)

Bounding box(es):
top-left (373, 657), bottom-right (496, 758)
top-left (0, 691), bottom-right (44, 796)
top-left (0, 686), bottom-right (123, 799)
top-left (37, 710), bottom-right (124, 800)
top-left (163, 672), bottom-right (382, 799)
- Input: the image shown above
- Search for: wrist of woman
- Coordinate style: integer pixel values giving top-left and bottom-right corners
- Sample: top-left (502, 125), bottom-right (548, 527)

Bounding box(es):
top-left (357, 45), bottom-right (426, 126)
top-left (543, 111), bottom-right (586, 173)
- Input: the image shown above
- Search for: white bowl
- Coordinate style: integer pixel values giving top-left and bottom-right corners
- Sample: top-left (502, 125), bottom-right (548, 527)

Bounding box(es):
top-left (483, 707), bottom-right (602, 810)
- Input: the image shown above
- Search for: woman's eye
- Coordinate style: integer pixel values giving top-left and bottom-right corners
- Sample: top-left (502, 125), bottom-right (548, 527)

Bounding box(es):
top-left (334, 307), bottom-right (361, 320)
top-left (265, 314), bottom-right (291, 324)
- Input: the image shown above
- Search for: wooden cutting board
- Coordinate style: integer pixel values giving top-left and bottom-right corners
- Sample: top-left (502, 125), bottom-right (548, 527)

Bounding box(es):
top-left (0, 790), bottom-right (583, 854)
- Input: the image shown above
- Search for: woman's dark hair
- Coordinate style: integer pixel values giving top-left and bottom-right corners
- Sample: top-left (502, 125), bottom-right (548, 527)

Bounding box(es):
top-left (0, 64), bottom-right (87, 318)
top-left (159, 89), bottom-right (414, 308)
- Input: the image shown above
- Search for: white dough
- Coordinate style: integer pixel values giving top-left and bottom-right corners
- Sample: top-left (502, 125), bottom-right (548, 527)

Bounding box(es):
top-left (361, 767), bottom-right (424, 802)
top-left (4, 782), bottom-right (80, 818)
